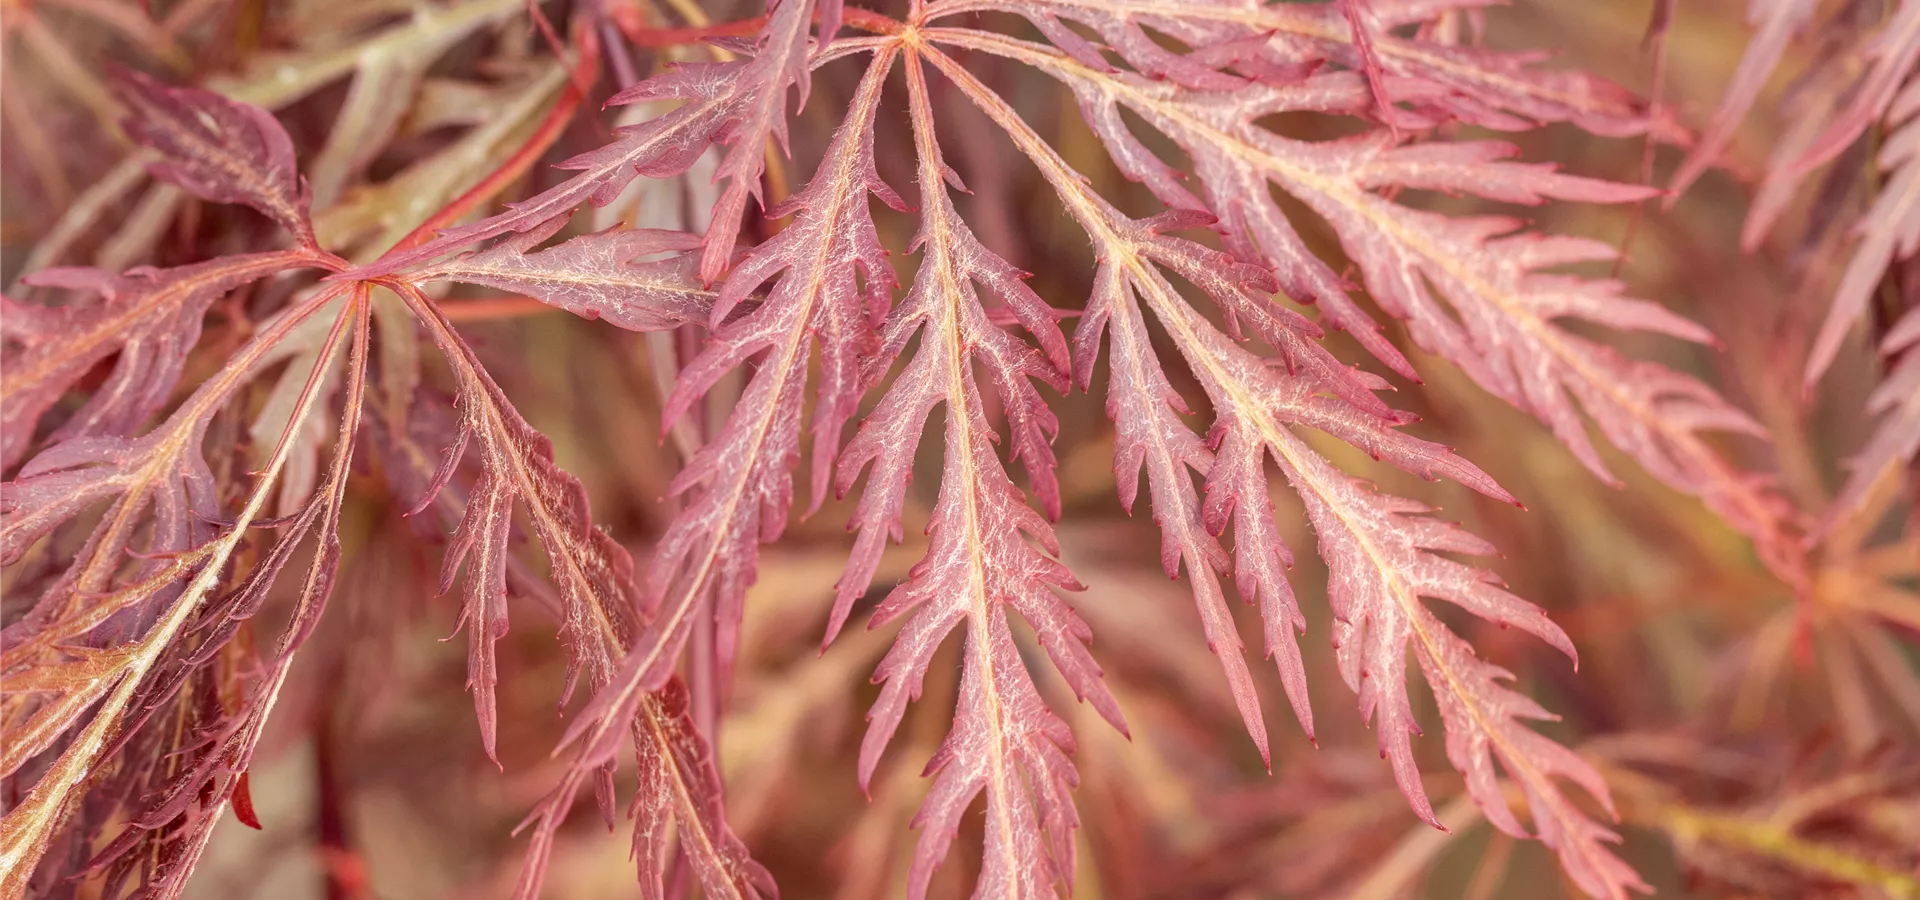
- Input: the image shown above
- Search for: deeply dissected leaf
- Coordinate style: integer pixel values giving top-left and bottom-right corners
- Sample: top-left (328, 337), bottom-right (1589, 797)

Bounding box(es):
top-left (929, 0), bottom-right (1660, 136)
top-left (1668, 0), bottom-right (1820, 197)
top-left (1, 250), bottom-right (322, 469)
top-left (0, 283), bottom-right (354, 700)
top-left (398, 282), bottom-right (645, 760)
top-left (561, 46), bottom-right (905, 772)
top-left (1805, 73), bottom-right (1920, 386)
top-left (827, 50), bottom-right (1119, 896)
top-left (935, 27), bottom-right (1801, 584)
top-left (371, 389), bottom-right (770, 900)
top-left (1286, 448), bottom-right (1649, 900)
top-left (416, 227), bottom-right (715, 331)
top-left (923, 40), bottom-right (1645, 898)
top-left (350, 0), bottom-right (841, 282)
top-left (77, 292), bottom-right (373, 900)
top-left (111, 69), bottom-right (318, 247)
top-left (0, 291), bottom-right (358, 896)
top-left (931, 33), bottom-right (1426, 768)
top-left (393, 284), bottom-right (770, 899)
top-left (0, 419), bottom-right (223, 784)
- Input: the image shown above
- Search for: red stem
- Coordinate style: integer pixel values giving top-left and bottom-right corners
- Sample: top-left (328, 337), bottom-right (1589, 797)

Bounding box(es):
top-left (383, 23), bottom-right (602, 256)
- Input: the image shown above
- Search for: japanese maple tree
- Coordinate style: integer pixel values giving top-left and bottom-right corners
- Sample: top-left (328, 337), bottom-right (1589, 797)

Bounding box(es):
top-left (2, 0), bottom-right (1916, 898)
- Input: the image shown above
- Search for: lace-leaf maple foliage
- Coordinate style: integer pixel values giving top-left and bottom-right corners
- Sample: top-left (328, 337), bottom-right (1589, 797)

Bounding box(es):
top-left (2, 0), bottom-right (1853, 898)
top-left (1, 55), bottom-right (766, 900)
top-left (1653, 0), bottom-right (1918, 540)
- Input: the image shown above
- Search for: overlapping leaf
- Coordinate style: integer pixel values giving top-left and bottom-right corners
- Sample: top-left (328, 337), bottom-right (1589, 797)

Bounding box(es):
top-left (935, 28), bottom-right (1800, 583)
top-left (1, 251), bottom-right (320, 469)
top-left (1805, 74), bottom-right (1920, 534)
top-left (0, 280), bottom-right (353, 766)
top-left (922, 40), bottom-right (1645, 898)
top-left (826, 50), bottom-right (1118, 896)
top-left (370, 387), bottom-right (769, 900)
top-left (1825, 308), bottom-right (1920, 533)
top-left (929, 38), bottom-right (1413, 768)
top-left (75, 293), bottom-right (373, 900)
top-left (1805, 73), bottom-right (1920, 386)
top-left (4, 60), bottom-right (772, 898)
top-left (1668, 0), bottom-right (1820, 197)
top-left (689, 0), bottom-right (831, 282)
top-left (0, 70), bottom-right (358, 894)
top-left (395, 284), bottom-right (770, 899)
top-left (1681, 3), bottom-right (1920, 534)
top-left (352, 0), bottom-right (835, 281)
top-left (9, 3), bottom-right (1871, 898)
top-left (0, 288), bottom-right (356, 896)
top-left (1676, 0), bottom-right (1920, 253)
top-left (560, 47), bottom-right (905, 777)
top-left (1750, 0), bottom-right (1920, 249)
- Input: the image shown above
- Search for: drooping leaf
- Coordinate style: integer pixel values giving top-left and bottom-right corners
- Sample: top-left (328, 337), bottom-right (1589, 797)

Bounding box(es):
top-left (1284, 446), bottom-right (1649, 900)
top-left (77, 291), bottom-right (373, 900)
top-left (0, 284), bottom-right (353, 704)
top-left (1805, 73), bottom-right (1920, 385)
top-left (392, 284), bottom-right (770, 899)
top-left (0, 293), bottom-right (358, 896)
top-left (397, 283), bottom-right (645, 761)
top-left (829, 50), bottom-right (1120, 896)
top-left (923, 40), bottom-right (1646, 898)
top-left (1667, 0), bottom-right (1820, 197)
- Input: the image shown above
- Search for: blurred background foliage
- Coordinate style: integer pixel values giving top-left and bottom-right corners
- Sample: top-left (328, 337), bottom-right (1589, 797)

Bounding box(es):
top-left (2, 0), bottom-right (1916, 897)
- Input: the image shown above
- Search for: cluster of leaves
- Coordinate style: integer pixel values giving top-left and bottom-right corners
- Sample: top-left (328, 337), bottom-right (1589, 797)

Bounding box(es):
top-left (1671, 0), bottom-right (1920, 530)
top-left (1, 0), bottom-right (1915, 898)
